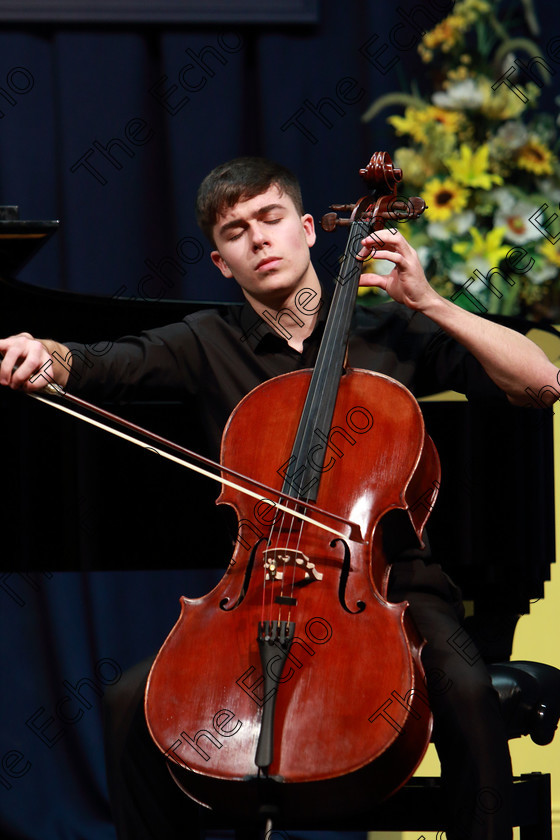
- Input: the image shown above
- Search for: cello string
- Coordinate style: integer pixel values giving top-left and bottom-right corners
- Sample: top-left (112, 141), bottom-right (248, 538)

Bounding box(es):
top-left (260, 490), bottom-right (296, 628)
top-left (259, 216), bottom-right (369, 629)
top-left (276, 503), bottom-right (299, 625)
top-left (259, 471), bottom-right (307, 629)
top-left (278, 217), bottom-right (368, 619)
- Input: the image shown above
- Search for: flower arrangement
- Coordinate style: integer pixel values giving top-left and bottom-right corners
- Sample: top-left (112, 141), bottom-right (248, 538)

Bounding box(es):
top-left (361, 0), bottom-right (560, 319)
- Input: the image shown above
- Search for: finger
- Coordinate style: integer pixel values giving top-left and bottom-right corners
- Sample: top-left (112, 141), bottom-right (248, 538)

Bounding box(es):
top-left (361, 228), bottom-right (400, 245)
top-left (359, 249), bottom-right (403, 266)
top-left (358, 274), bottom-right (389, 290)
top-left (357, 232), bottom-right (404, 261)
top-left (15, 344), bottom-right (53, 390)
top-left (0, 343), bottom-right (25, 386)
top-left (0, 332), bottom-right (32, 349)
top-left (0, 340), bottom-right (48, 389)
top-left (13, 356), bottom-right (51, 390)
top-left (356, 240), bottom-right (385, 260)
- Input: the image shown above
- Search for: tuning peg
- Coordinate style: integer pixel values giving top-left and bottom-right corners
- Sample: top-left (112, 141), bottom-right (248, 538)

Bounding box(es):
top-left (320, 212), bottom-right (353, 231)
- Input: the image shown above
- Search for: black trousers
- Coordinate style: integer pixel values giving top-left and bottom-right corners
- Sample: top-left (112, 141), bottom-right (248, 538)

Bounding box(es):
top-left (102, 559), bottom-right (513, 840)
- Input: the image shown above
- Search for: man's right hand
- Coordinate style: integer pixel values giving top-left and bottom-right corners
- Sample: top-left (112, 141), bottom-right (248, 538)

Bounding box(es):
top-left (0, 333), bottom-right (71, 391)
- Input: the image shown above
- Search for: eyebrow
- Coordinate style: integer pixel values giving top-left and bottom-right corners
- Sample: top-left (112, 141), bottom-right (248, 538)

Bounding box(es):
top-left (217, 203), bottom-right (286, 236)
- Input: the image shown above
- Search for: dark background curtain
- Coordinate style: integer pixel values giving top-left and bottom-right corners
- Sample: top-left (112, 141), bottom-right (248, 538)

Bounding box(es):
top-left (0, 1), bottom-right (558, 837)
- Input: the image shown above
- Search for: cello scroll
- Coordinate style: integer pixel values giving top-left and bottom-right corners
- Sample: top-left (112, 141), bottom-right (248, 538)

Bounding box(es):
top-left (321, 150), bottom-right (427, 232)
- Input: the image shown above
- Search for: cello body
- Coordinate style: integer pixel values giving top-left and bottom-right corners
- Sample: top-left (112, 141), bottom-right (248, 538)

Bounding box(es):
top-left (144, 366), bottom-right (439, 818)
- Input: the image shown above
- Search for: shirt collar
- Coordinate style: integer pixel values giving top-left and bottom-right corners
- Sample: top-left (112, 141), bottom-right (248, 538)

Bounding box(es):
top-left (239, 285), bottom-right (331, 353)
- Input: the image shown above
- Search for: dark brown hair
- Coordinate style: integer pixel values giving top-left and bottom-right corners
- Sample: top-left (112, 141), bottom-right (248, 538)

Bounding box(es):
top-left (196, 157), bottom-right (304, 245)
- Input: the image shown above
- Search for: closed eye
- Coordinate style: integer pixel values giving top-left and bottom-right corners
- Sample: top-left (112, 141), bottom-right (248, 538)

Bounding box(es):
top-left (226, 216), bottom-right (282, 241)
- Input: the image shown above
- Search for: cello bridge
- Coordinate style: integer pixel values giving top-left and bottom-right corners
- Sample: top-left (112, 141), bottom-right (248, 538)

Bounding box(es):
top-left (263, 548), bottom-right (323, 584)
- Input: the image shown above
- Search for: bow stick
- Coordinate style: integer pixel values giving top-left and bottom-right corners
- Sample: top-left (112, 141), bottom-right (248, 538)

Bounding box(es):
top-left (24, 383), bottom-right (364, 543)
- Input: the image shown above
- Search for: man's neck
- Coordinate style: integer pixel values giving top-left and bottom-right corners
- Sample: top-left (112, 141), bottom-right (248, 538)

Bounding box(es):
top-left (244, 274), bottom-right (323, 352)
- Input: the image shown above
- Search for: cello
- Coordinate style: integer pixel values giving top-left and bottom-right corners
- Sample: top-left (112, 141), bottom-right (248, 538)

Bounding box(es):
top-left (144, 151), bottom-right (440, 824)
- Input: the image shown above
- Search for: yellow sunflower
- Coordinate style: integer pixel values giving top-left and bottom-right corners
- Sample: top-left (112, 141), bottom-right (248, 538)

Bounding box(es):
top-left (515, 137), bottom-right (556, 176)
top-left (423, 177), bottom-right (470, 221)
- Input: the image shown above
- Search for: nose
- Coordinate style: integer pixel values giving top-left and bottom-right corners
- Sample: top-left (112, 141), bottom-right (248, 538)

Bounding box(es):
top-left (250, 223), bottom-right (270, 250)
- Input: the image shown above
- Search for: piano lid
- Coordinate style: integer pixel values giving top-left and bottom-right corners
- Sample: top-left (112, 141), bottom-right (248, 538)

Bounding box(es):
top-left (0, 211), bottom-right (59, 277)
top-left (0, 213), bottom-right (229, 341)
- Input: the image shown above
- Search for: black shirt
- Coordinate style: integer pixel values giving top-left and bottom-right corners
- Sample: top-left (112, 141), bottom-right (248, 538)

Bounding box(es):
top-left (64, 297), bottom-right (510, 562)
top-left (65, 298), bottom-right (505, 459)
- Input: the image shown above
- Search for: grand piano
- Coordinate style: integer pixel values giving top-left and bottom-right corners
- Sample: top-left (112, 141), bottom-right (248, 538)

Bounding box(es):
top-left (1, 213), bottom-right (557, 664)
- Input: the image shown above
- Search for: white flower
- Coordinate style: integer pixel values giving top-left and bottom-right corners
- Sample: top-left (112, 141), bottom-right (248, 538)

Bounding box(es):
top-left (432, 79), bottom-right (484, 109)
top-left (427, 211), bottom-right (475, 241)
top-left (454, 211), bottom-right (476, 235)
top-left (494, 199), bottom-right (543, 244)
top-left (449, 259), bottom-right (492, 289)
top-left (427, 222), bottom-right (450, 241)
top-left (490, 188), bottom-right (516, 212)
top-left (493, 121), bottom-right (530, 152)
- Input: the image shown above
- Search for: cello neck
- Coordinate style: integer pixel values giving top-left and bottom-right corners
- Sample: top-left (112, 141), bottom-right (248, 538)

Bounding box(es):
top-left (280, 217), bottom-right (369, 503)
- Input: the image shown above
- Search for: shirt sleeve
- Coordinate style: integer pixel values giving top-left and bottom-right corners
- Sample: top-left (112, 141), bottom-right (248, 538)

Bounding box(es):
top-left (63, 318), bottom-right (203, 402)
top-left (410, 311), bottom-right (509, 402)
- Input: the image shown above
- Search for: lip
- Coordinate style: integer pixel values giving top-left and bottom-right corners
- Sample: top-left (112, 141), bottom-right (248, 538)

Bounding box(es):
top-left (256, 256), bottom-right (282, 272)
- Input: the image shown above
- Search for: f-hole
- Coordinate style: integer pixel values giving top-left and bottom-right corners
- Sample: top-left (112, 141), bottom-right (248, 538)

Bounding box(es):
top-left (332, 538), bottom-right (366, 614)
top-left (220, 537), bottom-right (266, 611)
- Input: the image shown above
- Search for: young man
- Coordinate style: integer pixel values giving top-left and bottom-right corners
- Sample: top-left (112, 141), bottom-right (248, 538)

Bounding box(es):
top-left (0, 157), bottom-right (558, 839)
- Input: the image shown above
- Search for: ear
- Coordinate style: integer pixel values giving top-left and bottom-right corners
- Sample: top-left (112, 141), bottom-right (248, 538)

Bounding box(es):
top-left (210, 250), bottom-right (233, 279)
top-left (302, 213), bottom-right (316, 248)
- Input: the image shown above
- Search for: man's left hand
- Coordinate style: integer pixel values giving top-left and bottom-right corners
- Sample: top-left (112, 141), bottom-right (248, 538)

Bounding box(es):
top-left (357, 229), bottom-right (439, 313)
